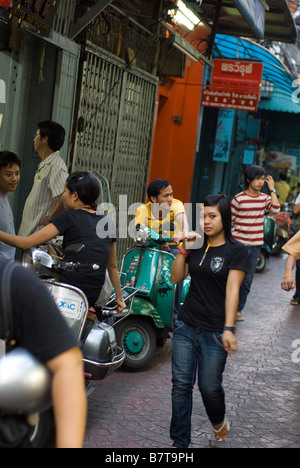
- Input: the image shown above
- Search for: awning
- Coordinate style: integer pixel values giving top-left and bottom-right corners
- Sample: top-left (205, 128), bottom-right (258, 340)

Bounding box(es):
top-left (213, 34), bottom-right (295, 93)
top-left (231, 0), bottom-right (265, 39)
top-left (259, 86), bottom-right (300, 114)
top-left (185, 0), bottom-right (297, 43)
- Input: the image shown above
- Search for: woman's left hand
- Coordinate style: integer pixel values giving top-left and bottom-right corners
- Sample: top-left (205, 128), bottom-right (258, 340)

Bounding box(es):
top-left (222, 331), bottom-right (238, 355)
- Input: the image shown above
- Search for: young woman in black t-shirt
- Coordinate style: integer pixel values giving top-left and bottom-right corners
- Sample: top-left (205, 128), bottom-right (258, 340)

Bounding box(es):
top-left (170, 194), bottom-right (248, 448)
top-left (0, 172), bottom-right (126, 310)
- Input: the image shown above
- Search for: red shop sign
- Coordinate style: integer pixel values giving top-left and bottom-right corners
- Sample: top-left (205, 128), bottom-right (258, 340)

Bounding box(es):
top-left (0, 1), bottom-right (13, 6)
top-left (201, 59), bottom-right (263, 112)
top-left (211, 58), bottom-right (263, 91)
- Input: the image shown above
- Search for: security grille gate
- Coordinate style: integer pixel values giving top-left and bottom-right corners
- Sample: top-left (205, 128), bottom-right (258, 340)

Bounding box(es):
top-left (71, 43), bottom-right (158, 262)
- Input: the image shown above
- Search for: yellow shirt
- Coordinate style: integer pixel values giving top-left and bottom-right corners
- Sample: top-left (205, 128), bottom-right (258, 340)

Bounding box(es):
top-left (135, 199), bottom-right (185, 243)
top-left (274, 181), bottom-right (290, 205)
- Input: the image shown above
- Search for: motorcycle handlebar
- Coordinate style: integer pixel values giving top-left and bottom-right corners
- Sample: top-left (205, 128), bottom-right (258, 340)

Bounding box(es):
top-left (55, 261), bottom-right (100, 272)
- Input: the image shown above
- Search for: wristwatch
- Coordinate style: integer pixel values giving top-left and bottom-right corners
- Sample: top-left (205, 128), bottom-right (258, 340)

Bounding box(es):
top-left (270, 189), bottom-right (276, 194)
top-left (223, 326), bottom-right (236, 334)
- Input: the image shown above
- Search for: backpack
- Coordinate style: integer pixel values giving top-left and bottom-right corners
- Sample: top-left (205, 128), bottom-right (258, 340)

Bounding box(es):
top-left (0, 260), bottom-right (33, 448)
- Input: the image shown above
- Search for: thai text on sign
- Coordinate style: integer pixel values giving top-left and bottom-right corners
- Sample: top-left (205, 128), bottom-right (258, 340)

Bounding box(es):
top-left (201, 58), bottom-right (263, 112)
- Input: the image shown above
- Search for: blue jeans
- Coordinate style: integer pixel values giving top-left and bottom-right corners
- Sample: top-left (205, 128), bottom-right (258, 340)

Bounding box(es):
top-left (170, 323), bottom-right (228, 448)
top-left (238, 246), bottom-right (260, 312)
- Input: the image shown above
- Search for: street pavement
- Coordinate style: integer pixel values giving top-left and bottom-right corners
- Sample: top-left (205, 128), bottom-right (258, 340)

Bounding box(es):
top-left (83, 253), bottom-right (300, 449)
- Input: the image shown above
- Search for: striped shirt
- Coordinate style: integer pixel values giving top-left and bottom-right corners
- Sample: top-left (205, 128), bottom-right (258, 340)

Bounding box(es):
top-left (18, 152), bottom-right (68, 237)
top-left (231, 191), bottom-right (280, 246)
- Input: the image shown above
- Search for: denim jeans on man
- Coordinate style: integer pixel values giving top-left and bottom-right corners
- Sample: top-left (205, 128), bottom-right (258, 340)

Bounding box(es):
top-left (170, 322), bottom-right (227, 448)
top-left (238, 246), bottom-right (260, 312)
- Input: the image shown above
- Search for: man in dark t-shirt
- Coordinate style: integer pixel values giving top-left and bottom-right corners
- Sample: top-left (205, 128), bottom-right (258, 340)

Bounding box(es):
top-left (0, 259), bottom-right (87, 448)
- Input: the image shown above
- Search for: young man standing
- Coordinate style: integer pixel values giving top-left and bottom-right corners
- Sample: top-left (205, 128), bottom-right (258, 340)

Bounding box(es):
top-left (231, 165), bottom-right (280, 321)
top-left (0, 151), bottom-right (21, 260)
top-left (18, 121), bottom-right (68, 237)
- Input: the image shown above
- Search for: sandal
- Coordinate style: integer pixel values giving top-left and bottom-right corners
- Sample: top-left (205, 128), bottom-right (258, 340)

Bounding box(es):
top-left (291, 298), bottom-right (300, 306)
top-left (236, 311), bottom-right (245, 322)
top-left (213, 416), bottom-right (230, 441)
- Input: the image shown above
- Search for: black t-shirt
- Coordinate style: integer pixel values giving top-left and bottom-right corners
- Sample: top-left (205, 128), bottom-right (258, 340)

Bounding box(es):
top-left (0, 260), bottom-right (78, 363)
top-left (51, 210), bottom-right (116, 305)
top-left (178, 238), bottom-right (248, 332)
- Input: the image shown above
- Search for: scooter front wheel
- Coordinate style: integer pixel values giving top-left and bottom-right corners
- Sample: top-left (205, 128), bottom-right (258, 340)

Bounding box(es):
top-left (256, 250), bottom-right (266, 273)
top-left (115, 317), bottom-right (156, 370)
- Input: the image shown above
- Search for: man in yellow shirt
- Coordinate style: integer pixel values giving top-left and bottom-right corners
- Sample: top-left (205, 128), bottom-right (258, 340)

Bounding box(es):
top-left (274, 173), bottom-right (290, 206)
top-left (135, 179), bottom-right (188, 248)
top-left (135, 179), bottom-right (188, 326)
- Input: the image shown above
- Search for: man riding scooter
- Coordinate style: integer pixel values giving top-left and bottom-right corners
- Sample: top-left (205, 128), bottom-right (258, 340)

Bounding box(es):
top-left (135, 179), bottom-right (189, 326)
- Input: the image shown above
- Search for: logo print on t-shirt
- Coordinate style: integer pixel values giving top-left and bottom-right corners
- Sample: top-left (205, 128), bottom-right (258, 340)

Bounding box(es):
top-left (211, 257), bottom-right (225, 273)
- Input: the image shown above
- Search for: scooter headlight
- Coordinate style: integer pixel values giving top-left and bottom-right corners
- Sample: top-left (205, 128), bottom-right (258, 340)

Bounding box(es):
top-left (0, 348), bottom-right (52, 414)
top-left (134, 225), bottom-right (151, 246)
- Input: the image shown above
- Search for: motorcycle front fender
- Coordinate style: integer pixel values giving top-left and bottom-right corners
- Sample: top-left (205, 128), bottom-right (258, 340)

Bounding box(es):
top-left (130, 297), bottom-right (165, 329)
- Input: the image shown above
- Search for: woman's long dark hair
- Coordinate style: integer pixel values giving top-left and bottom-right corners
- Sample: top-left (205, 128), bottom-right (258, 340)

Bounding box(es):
top-left (66, 172), bottom-right (100, 210)
top-left (202, 193), bottom-right (233, 241)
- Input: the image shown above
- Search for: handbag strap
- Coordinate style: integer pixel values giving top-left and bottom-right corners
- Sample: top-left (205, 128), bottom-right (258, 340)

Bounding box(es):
top-left (0, 261), bottom-right (18, 350)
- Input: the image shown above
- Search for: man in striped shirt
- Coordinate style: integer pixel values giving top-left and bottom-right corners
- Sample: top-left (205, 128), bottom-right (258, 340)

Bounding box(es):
top-left (231, 165), bottom-right (280, 321)
top-left (18, 121), bottom-right (68, 237)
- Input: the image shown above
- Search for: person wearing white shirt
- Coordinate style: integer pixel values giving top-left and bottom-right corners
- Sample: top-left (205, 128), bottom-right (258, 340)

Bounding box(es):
top-left (18, 121), bottom-right (68, 237)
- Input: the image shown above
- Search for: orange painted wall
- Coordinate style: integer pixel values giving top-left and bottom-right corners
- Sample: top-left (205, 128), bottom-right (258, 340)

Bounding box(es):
top-left (147, 45), bottom-right (206, 204)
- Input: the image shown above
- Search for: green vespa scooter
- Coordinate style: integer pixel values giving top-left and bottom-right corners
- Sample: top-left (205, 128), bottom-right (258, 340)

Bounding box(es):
top-left (256, 215), bottom-right (277, 273)
top-left (114, 226), bottom-right (190, 370)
